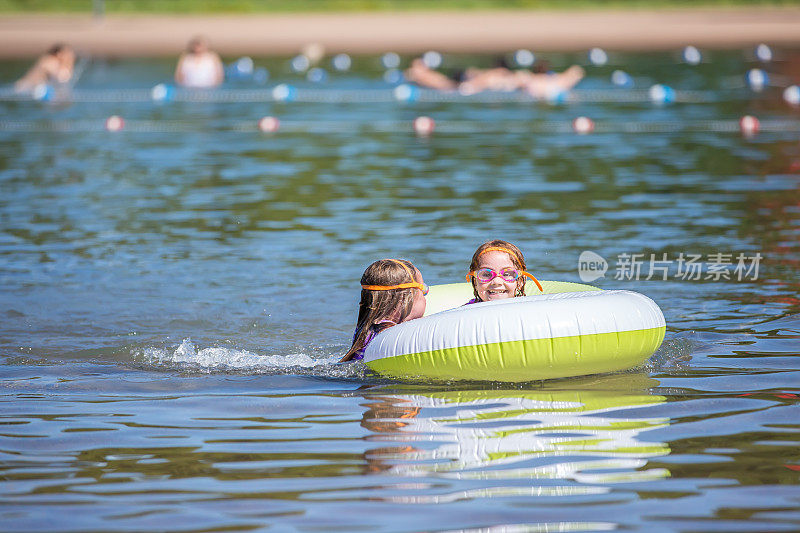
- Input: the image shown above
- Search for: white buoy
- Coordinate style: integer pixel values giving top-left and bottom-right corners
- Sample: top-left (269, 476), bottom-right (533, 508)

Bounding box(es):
top-left (150, 83), bottom-right (173, 102)
top-left (783, 85), bottom-right (800, 106)
top-left (393, 84), bottom-right (417, 102)
top-left (649, 84), bottom-right (675, 104)
top-left (272, 84), bottom-right (295, 102)
top-left (235, 56), bottom-right (254, 76)
top-left (258, 116), bottom-right (280, 133)
top-left (746, 69), bottom-right (768, 92)
top-left (514, 49), bottom-right (535, 67)
top-left (588, 48), bottom-right (608, 66)
top-left (611, 70), bottom-right (633, 87)
top-left (332, 53), bottom-right (351, 71)
top-left (383, 69), bottom-right (403, 84)
top-left (756, 43), bottom-right (773, 62)
top-left (32, 83), bottom-right (52, 101)
top-left (290, 55), bottom-right (310, 73)
top-left (413, 116), bottom-right (435, 136)
top-left (306, 68), bottom-right (328, 83)
top-left (683, 45), bottom-right (702, 65)
top-left (422, 51), bottom-right (443, 69)
top-left (381, 52), bottom-right (401, 69)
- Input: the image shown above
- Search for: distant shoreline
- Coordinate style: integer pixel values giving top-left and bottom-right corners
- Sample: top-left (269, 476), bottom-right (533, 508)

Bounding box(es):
top-left (1, 8), bottom-right (800, 59)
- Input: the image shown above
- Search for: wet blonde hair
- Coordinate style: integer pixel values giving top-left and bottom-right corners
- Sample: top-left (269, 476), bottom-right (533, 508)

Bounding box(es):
top-left (342, 259), bottom-right (419, 362)
top-left (468, 240), bottom-right (527, 301)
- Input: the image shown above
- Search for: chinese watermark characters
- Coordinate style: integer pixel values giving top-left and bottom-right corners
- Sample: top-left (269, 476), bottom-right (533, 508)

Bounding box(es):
top-left (578, 251), bottom-right (762, 283)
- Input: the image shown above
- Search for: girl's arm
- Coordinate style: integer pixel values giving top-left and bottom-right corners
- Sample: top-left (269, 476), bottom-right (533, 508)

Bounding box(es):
top-left (211, 52), bottom-right (225, 86)
top-left (174, 54), bottom-right (186, 85)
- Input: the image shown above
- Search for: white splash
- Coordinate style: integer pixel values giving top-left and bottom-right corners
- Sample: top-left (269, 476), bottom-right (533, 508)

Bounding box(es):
top-left (142, 338), bottom-right (339, 371)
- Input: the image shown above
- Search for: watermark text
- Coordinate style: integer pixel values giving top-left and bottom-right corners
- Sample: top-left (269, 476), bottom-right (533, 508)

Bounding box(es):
top-left (578, 251), bottom-right (762, 282)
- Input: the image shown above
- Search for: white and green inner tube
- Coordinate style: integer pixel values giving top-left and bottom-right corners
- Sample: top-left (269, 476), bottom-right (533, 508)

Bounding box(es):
top-left (363, 281), bottom-right (666, 382)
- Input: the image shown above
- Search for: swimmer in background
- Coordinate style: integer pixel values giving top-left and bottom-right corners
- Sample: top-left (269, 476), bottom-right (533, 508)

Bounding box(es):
top-left (465, 240), bottom-right (543, 304)
top-left (174, 36), bottom-right (225, 88)
top-left (403, 57), bottom-right (460, 91)
top-left (518, 62), bottom-right (585, 100)
top-left (457, 58), bottom-right (584, 98)
top-left (14, 43), bottom-right (75, 93)
top-left (456, 57), bottom-right (517, 95)
top-left (340, 259), bottom-right (428, 362)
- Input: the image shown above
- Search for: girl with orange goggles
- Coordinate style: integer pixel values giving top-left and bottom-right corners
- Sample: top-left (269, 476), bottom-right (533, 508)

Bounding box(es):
top-left (340, 259), bottom-right (427, 362)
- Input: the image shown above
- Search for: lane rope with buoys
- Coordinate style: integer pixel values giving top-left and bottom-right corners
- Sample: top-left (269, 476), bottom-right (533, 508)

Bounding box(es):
top-left (0, 84), bottom-right (784, 105)
top-left (1, 116), bottom-right (798, 136)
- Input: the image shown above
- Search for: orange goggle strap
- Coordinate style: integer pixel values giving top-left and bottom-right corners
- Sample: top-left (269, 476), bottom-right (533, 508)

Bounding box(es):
top-left (361, 281), bottom-right (426, 291)
top-left (361, 259), bottom-right (425, 292)
top-left (466, 269), bottom-right (544, 293)
top-left (477, 245), bottom-right (521, 260)
top-left (390, 259), bottom-right (413, 280)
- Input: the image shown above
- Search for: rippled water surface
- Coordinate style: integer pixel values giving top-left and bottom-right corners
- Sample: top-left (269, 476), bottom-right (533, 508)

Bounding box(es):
top-left (1, 51), bottom-right (800, 531)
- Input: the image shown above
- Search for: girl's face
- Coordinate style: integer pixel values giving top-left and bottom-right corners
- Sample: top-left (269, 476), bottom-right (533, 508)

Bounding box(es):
top-left (475, 251), bottom-right (521, 301)
top-left (407, 268), bottom-right (427, 320)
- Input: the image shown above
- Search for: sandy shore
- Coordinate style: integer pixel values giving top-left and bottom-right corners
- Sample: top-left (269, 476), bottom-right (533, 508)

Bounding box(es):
top-left (1, 8), bottom-right (800, 58)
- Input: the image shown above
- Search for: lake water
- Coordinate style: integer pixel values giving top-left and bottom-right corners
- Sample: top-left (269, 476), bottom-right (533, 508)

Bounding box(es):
top-left (1, 50), bottom-right (799, 531)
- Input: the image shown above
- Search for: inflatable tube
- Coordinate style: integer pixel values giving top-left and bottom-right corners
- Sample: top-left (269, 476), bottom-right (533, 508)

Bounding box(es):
top-left (363, 282), bottom-right (665, 382)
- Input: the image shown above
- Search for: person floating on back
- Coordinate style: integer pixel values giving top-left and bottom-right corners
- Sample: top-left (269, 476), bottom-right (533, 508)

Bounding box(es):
top-left (459, 59), bottom-right (585, 99)
top-left (175, 36), bottom-right (225, 88)
top-left (518, 63), bottom-right (585, 100)
top-left (340, 259), bottom-right (428, 362)
top-left (465, 240), bottom-right (543, 304)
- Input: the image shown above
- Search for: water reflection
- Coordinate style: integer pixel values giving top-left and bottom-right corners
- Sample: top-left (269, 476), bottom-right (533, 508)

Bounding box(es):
top-left (359, 374), bottom-right (670, 505)
top-left (436, 522), bottom-right (616, 532)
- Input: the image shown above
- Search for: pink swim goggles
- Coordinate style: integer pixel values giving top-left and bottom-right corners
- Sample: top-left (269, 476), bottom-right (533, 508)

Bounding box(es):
top-left (467, 268), bottom-right (544, 292)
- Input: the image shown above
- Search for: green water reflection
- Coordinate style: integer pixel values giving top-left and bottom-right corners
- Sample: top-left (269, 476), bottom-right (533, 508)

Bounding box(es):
top-left (358, 374), bottom-right (670, 504)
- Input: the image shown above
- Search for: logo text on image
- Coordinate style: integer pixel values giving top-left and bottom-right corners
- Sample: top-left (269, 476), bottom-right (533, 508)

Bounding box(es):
top-left (578, 251), bottom-right (608, 282)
